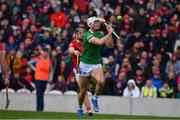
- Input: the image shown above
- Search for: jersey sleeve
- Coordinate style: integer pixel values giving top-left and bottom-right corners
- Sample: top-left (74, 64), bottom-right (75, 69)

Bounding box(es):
top-left (84, 32), bottom-right (94, 43)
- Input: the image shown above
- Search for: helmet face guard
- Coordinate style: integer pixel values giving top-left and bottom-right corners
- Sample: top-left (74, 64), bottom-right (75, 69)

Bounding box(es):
top-left (75, 27), bottom-right (85, 34)
top-left (75, 27), bottom-right (85, 41)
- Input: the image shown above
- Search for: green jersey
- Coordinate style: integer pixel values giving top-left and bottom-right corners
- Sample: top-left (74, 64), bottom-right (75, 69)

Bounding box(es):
top-left (81, 30), bottom-right (103, 64)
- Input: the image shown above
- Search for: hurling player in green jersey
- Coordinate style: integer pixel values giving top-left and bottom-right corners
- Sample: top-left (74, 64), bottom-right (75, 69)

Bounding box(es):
top-left (77, 16), bottom-right (114, 116)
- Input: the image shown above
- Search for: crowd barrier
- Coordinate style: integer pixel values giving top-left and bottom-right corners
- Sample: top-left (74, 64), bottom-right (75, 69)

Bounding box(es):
top-left (0, 92), bottom-right (180, 117)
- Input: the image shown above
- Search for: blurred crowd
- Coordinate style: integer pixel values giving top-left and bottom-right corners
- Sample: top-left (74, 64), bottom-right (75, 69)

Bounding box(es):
top-left (0, 0), bottom-right (180, 99)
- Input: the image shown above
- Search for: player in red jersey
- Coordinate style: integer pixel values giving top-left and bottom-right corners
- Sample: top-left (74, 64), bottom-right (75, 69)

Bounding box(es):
top-left (68, 27), bottom-right (94, 116)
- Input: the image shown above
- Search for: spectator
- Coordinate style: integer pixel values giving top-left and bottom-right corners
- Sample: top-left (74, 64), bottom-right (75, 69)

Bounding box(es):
top-left (29, 25), bottom-right (39, 44)
top-left (28, 48), bottom-right (51, 111)
top-left (176, 46), bottom-right (180, 60)
top-left (12, 27), bottom-right (22, 44)
top-left (120, 30), bottom-right (130, 49)
top-left (23, 67), bottom-right (35, 92)
top-left (114, 42), bottom-right (124, 63)
top-left (114, 72), bottom-right (127, 96)
top-left (67, 75), bottom-right (78, 92)
top-left (0, 0), bottom-right (179, 99)
top-left (73, 0), bottom-right (87, 14)
top-left (152, 56), bottom-right (163, 74)
top-left (59, 56), bottom-right (72, 80)
top-left (36, 6), bottom-right (50, 27)
top-left (26, 6), bottom-right (36, 25)
top-left (6, 49), bottom-right (21, 74)
top-left (10, 6), bottom-right (21, 25)
top-left (10, 72), bottom-right (23, 91)
top-left (61, 29), bottom-right (70, 52)
top-left (176, 84), bottom-right (180, 99)
top-left (133, 8), bottom-right (148, 34)
top-left (120, 58), bottom-right (132, 76)
top-left (102, 71), bottom-right (115, 95)
top-left (92, 0), bottom-right (103, 9)
top-left (52, 75), bottom-right (66, 93)
top-left (129, 42), bottom-right (141, 68)
top-left (123, 79), bottom-right (140, 98)
top-left (151, 66), bottom-right (163, 90)
top-left (145, 1), bottom-right (154, 16)
top-left (50, 6), bottom-right (67, 28)
top-left (12, 0), bottom-right (24, 14)
top-left (39, 30), bottom-right (54, 47)
top-left (135, 51), bottom-right (149, 78)
top-left (5, 36), bottom-right (18, 53)
top-left (21, 18), bottom-right (31, 34)
top-left (0, 2), bottom-right (10, 19)
top-left (141, 79), bottom-right (157, 98)
top-left (103, 3), bottom-right (114, 16)
top-left (134, 68), bottom-right (145, 89)
top-left (159, 81), bottom-right (174, 98)
top-left (166, 53), bottom-right (180, 76)
top-left (175, 77), bottom-right (180, 99)
top-left (167, 70), bottom-right (176, 88)
top-left (174, 35), bottom-right (180, 52)
top-left (106, 55), bottom-right (118, 80)
top-left (162, 29), bottom-right (170, 52)
top-left (51, 47), bottom-right (62, 83)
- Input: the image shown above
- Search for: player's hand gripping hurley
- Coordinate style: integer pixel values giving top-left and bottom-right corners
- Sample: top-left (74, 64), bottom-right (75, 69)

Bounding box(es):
top-left (99, 18), bottom-right (121, 40)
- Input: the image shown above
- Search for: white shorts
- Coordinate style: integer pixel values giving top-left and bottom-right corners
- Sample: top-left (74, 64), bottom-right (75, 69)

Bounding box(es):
top-left (78, 61), bottom-right (102, 77)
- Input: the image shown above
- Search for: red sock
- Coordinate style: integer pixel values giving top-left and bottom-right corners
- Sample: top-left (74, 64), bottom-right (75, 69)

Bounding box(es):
top-left (86, 107), bottom-right (91, 111)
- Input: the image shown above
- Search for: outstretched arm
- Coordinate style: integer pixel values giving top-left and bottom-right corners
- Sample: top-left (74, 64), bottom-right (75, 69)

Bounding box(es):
top-left (89, 27), bottom-right (114, 48)
top-left (89, 32), bottom-right (113, 46)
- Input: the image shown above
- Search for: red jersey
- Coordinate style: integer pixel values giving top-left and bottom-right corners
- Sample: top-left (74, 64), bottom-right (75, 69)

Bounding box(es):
top-left (50, 12), bottom-right (67, 28)
top-left (68, 39), bottom-right (83, 69)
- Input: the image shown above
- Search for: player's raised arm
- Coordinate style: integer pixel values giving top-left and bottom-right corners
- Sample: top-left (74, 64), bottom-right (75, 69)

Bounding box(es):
top-left (86, 18), bottom-right (114, 48)
top-left (104, 25), bottom-right (114, 48)
top-left (88, 32), bottom-right (113, 46)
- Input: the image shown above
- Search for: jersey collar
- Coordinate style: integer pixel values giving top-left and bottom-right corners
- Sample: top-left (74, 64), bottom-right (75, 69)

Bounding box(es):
top-left (75, 39), bottom-right (80, 43)
top-left (89, 29), bottom-right (94, 34)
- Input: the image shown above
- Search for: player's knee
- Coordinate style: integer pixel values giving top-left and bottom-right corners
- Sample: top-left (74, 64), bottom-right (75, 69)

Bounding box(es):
top-left (80, 87), bottom-right (88, 94)
top-left (97, 80), bottom-right (104, 86)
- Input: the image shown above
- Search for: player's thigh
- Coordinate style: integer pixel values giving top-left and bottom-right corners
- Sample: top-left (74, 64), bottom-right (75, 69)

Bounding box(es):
top-left (79, 76), bottom-right (90, 89)
top-left (91, 68), bottom-right (104, 82)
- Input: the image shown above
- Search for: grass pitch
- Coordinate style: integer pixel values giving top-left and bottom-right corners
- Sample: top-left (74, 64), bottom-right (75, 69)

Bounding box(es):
top-left (0, 110), bottom-right (179, 119)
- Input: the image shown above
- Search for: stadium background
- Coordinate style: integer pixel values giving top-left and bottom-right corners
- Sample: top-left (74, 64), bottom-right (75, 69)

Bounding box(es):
top-left (0, 0), bottom-right (180, 119)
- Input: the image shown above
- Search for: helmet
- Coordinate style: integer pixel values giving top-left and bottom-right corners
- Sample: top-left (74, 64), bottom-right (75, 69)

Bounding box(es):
top-left (87, 16), bottom-right (104, 27)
